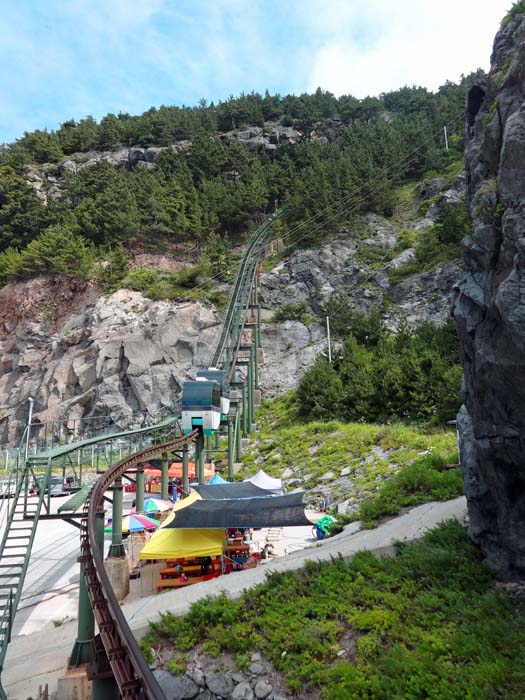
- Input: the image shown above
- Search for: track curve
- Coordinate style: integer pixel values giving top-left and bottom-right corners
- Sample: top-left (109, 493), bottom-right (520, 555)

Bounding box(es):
top-left (81, 430), bottom-right (198, 699)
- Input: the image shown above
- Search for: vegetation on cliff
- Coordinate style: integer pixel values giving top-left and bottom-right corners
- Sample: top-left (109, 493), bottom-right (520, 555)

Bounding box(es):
top-left (0, 78), bottom-right (481, 287)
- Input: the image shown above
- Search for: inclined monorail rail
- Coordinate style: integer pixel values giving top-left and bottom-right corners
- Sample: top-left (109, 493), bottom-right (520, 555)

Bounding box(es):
top-left (80, 219), bottom-right (275, 696)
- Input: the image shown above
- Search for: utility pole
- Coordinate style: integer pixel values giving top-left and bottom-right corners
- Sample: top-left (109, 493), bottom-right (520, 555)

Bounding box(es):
top-left (326, 316), bottom-right (332, 364)
top-left (444, 125), bottom-right (449, 150)
top-left (24, 398), bottom-right (34, 465)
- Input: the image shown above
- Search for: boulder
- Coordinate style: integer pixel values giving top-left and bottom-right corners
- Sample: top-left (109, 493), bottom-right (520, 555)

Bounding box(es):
top-left (152, 670), bottom-right (199, 699)
top-left (254, 679), bottom-right (273, 699)
top-left (205, 671), bottom-right (234, 698)
top-left (232, 682), bottom-right (255, 700)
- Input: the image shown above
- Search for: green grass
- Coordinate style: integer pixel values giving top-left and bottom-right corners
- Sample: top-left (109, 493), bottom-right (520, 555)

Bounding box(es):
top-left (141, 521), bottom-right (525, 699)
top-left (334, 450), bottom-right (462, 530)
top-left (392, 180), bottom-right (419, 223)
top-left (355, 244), bottom-right (398, 270)
top-left (237, 394), bottom-right (458, 508)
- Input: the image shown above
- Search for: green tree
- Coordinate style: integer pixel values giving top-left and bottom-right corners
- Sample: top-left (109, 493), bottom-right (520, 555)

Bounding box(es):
top-left (296, 357), bottom-right (344, 421)
top-left (98, 114), bottom-right (123, 150)
top-left (17, 224), bottom-right (93, 277)
top-left (57, 117), bottom-right (99, 154)
top-left (0, 166), bottom-right (47, 250)
top-left (17, 129), bottom-right (63, 163)
top-left (63, 162), bottom-right (140, 244)
top-left (95, 244), bottom-right (129, 289)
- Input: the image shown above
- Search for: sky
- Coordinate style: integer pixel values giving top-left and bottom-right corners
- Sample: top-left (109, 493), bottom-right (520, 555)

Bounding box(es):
top-left (0, 0), bottom-right (514, 143)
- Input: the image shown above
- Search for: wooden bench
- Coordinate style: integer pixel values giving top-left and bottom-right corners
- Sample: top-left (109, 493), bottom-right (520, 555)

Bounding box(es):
top-left (157, 575), bottom-right (206, 591)
top-left (156, 572), bottom-right (222, 591)
top-left (160, 565), bottom-right (202, 577)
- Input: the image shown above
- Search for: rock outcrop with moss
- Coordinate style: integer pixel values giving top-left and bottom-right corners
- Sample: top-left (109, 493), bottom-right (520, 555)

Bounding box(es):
top-left (454, 8), bottom-right (525, 577)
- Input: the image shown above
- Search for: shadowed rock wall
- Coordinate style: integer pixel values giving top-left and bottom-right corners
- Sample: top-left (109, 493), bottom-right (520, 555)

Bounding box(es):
top-left (454, 12), bottom-right (525, 577)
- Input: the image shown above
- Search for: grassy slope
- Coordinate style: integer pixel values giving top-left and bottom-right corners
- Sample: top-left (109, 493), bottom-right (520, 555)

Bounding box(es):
top-left (142, 522), bottom-right (525, 699)
top-left (234, 394), bottom-right (461, 526)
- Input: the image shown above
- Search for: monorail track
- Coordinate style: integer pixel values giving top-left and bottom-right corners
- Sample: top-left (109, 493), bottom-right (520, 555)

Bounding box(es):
top-left (80, 430), bottom-right (198, 699)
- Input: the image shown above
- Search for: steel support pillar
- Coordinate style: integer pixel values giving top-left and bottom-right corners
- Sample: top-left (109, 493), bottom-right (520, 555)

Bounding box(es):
top-left (248, 349), bottom-right (254, 431)
top-left (196, 433), bottom-right (205, 485)
top-left (161, 452), bottom-right (169, 501)
top-left (96, 507), bottom-right (105, 551)
top-left (256, 303), bottom-right (262, 347)
top-left (135, 467), bottom-right (144, 513)
top-left (227, 419), bottom-right (234, 481)
top-left (93, 677), bottom-right (119, 700)
top-left (69, 509), bottom-right (104, 668)
top-left (235, 409), bottom-right (241, 461)
top-left (68, 568), bottom-right (96, 667)
top-left (254, 333), bottom-right (259, 388)
top-left (108, 477), bottom-right (125, 557)
top-left (242, 381), bottom-right (248, 437)
top-left (182, 444), bottom-right (189, 497)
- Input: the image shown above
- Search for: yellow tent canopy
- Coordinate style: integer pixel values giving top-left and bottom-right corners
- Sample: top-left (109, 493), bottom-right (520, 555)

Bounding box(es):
top-left (139, 527), bottom-right (224, 560)
top-left (140, 491), bottom-right (223, 560)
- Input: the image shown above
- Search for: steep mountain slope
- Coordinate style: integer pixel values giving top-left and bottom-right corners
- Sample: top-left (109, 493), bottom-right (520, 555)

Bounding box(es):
top-left (0, 84), bottom-right (474, 443)
top-left (0, 170), bottom-right (464, 444)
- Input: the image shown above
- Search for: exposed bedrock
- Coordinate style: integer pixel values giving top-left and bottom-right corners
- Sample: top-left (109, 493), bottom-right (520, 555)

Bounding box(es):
top-left (453, 12), bottom-right (525, 577)
top-left (0, 282), bottom-right (221, 444)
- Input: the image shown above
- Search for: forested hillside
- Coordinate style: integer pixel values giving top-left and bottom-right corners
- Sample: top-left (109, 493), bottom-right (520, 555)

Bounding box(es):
top-left (0, 77), bottom-right (481, 287)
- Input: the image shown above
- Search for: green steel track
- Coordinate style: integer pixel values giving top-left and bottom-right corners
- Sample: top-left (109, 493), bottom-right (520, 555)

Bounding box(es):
top-left (0, 215), bottom-right (277, 699)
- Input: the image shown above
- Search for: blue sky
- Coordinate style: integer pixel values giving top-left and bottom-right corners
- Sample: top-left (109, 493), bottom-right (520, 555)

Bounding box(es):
top-left (0, 0), bottom-right (513, 143)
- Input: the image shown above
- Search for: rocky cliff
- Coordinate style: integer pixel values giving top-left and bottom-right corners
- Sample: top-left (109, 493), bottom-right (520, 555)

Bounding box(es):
top-left (0, 280), bottom-right (221, 443)
top-left (454, 9), bottom-right (525, 577)
top-left (0, 170), bottom-right (465, 443)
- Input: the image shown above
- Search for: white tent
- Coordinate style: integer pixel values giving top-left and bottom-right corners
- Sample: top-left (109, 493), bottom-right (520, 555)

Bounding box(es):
top-left (244, 469), bottom-right (282, 494)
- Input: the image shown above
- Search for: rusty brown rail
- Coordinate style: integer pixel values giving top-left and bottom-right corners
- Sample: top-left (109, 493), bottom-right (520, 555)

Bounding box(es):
top-left (80, 430), bottom-right (198, 699)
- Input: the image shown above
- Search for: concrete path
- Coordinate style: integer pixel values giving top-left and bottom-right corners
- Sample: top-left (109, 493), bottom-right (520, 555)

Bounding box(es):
top-left (3, 496), bottom-right (467, 699)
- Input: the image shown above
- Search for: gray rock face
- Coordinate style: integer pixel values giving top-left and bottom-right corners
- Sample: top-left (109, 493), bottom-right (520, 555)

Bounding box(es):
top-left (259, 320), bottom-right (325, 398)
top-left (0, 282), bottom-right (220, 443)
top-left (453, 12), bottom-right (525, 577)
top-left (259, 222), bottom-right (460, 334)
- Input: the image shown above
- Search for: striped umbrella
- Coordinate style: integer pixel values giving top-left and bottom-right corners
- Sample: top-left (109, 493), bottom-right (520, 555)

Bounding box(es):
top-left (133, 498), bottom-right (173, 514)
top-left (104, 514), bottom-right (159, 534)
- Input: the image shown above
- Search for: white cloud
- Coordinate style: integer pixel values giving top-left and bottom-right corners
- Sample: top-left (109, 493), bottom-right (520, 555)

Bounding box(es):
top-left (306, 0), bottom-right (513, 96)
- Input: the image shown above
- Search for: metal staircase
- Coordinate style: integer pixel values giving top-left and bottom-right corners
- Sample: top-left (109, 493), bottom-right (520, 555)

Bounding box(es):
top-left (0, 456), bottom-right (51, 672)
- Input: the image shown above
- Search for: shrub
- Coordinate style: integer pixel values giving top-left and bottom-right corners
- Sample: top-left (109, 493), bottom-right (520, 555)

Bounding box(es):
top-left (350, 450), bottom-right (463, 527)
top-left (143, 522), bottom-right (525, 700)
top-left (273, 301), bottom-right (309, 323)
